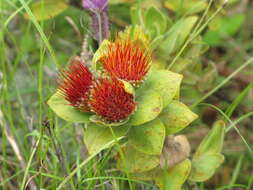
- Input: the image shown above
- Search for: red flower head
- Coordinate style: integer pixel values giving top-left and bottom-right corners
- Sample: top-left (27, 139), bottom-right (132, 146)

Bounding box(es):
top-left (88, 78), bottom-right (137, 122)
top-left (100, 38), bottom-right (151, 85)
top-left (58, 58), bottom-right (93, 112)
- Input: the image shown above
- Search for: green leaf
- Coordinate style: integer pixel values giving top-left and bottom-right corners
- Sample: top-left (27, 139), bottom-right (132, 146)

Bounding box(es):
top-left (144, 7), bottom-right (167, 37)
top-left (83, 124), bottom-right (129, 155)
top-left (117, 145), bottom-right (160, 173)
top-left (195, 120), bottom-right (225, 156)
top-left (203, 30), bottom-right (222, 46)
top-left (89, 115), bottom-right (129, 127)
top-left (164, 0), bottom-right (207, 15)
top-left (219, 14), bottom-right (245, 36)
top-left (225, 83), bottom-right (253, 118)
top-left (138, 70), bottom-right (183, 107)
top-left (92, 39), bottom-right (111, 69)
top-left (130, 6), bottom-right (142, 25)
top-left (189, 153), bottom-right (224, 182)
top-left (159, 100), bottom-right (198, 135)
top-left (119, 25), bottom-right (151, 48)
top-left (190, 120), bottom-right (225, 182)
top-left (47, 92), bottom-right (90, 123)
top-left (204, 14), bottom-right (245, 46)
top-left (129, 167), bottom-right (160, 181)
top-left (130, 90), bottom-right (163, 126)
top-left (155, 159), bottom-right (192, 190)
top-left (24, 0), bottom-right (69, 21)
top-left (120, 80), bottom-right (135, 96)
top-left (159, 16), bottom-right (198, 55)
top-left (129, 119), bottom-right (165, 155)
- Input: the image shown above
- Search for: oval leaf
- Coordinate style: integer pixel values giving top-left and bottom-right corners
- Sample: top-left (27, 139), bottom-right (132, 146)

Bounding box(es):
top-left (84, 124), bottom-right (129, 155)
top-left (129, 119), bottom-right (165, 155)
top-left (117, 145), bottom-right (160, 173)
top-left (159, 100), bottom-right (198, 135)
top-left (189, 153), bottom-right (224, 182)
top-left (155, 159), bottom-right (191, 190)
top-left (159, 16), bottom-right (198, 55)
top-left (130, 167), bottom-right (161, 181)
top-left (164, 0), bottom-right (207, 15)
top-left (144, 7), bottom-right (167, 37)
top-left (130, 90), bottom-right (163, 126)
top-left (24, 0), bottom-right (68, 21)
top-left (138, 70), bottom-right (183, 107)
top-left (47, 92), bottom-right (90, 123)
top-left (195, 120), bottom-right (225, 156)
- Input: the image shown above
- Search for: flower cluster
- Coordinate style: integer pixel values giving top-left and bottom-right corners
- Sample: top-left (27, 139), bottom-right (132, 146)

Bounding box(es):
top-left (57, 37), bottom-right (150, 123)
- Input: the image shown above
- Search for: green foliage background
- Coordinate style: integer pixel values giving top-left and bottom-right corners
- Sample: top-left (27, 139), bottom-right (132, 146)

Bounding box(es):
top-left (1, 0), bottom-right (253, 189)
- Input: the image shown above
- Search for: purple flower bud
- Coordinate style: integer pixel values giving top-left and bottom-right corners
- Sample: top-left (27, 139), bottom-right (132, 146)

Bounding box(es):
top-left (82, 0), bottom-right (108, 10)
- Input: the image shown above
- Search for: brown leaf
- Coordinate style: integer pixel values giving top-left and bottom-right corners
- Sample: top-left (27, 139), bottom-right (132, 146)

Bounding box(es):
top-left (160, 135), bottom-right (191, 169)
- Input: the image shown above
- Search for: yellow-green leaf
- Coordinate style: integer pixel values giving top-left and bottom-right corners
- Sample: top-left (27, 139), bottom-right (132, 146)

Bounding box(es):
top-left (89, 115), bottom-right (129, 127)
top-left (164, 0), bottom-right (207, 15)
top-left (159, 100), bottom-right (198, 135)
top-left (129, 119), bottom-right (165, 155)
top-left (130, 90), bottom-right (163, 126)
top-left (155, 159), bottom-right (191, 190)
top-left (144, 7), bottom-right (167, 37)
top-left (138, 70), bottom-right (183, 107)
top-left (47, 92), bottom-right (90, 123)
top-left (117, 145), bottom-right (160, 173)
top-left (84, 123), bottom-right (129, 155)
top-left (195, 120), bottom-right (225, 156)
top-left (159, 16), bottom-right (198, 55)
top-left (24, 0), bottom-right (69, 21)
top-left (189, 153), bottom-right (224, 182)
top-left (92, 39), bottom-right (111, 70)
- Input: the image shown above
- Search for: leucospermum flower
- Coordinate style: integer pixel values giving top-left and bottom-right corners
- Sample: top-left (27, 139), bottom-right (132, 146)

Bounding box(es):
top-left (100, 38), bottom-right (151, 85)
top-left (58, 58), bottom-right (93, 112)
top-left (88, 78), bottom-right (137, 122)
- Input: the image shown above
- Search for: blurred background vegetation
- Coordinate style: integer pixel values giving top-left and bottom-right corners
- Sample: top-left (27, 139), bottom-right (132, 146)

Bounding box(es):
top-left (0, 0), bottom-right (253, 189)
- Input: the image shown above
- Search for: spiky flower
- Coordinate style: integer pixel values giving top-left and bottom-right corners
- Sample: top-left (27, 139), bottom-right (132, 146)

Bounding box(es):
top-left (88, 78), bottom-right (137, 122)
top-left (58, 58), bottom-right (93, 112)
top-left (100, 38), bottom-right (151, 85)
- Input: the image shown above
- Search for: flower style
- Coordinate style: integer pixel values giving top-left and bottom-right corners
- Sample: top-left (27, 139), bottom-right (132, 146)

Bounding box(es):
top-left (100, 38), bottom-right (151, 85)
top-left (58, 58), bottom-right (93, 112)
top-left (88, 78), bottom-right (137, 122)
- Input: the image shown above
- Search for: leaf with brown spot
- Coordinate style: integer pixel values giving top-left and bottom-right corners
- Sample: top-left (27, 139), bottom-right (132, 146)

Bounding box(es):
top-left (155, 159), bottom-right (191, 190)
top-left (159, 100), bottom-right (198, 135)
top-left (130, 90), bottom-right (163, 126)
top-left (117, 145), bottom-right (160, 173)
top-left (129, 119), bottom-right (165, 155)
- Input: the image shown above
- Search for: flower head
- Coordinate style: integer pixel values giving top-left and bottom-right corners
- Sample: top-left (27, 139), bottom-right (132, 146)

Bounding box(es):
top-left (58, 58), bottom-right (93, 112)
top-left (82, 0), bottom-right (108, 10)
top-left (100, 38), bottom-right (151, 85)
top-left (88, 78), bottom-right (137, 122)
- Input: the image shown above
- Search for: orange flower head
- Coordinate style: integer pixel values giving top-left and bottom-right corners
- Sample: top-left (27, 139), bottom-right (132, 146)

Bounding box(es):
top-left (100, 38), bottom-right (151, 85)
top-left (58, 58), bottom-right (93, 112)
top-left (88, 78), bottom-right (137, 122)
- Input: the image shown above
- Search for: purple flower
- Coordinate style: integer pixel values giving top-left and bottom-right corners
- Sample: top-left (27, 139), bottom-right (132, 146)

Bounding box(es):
top-left (82, 0), bottom-right (108, 10)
